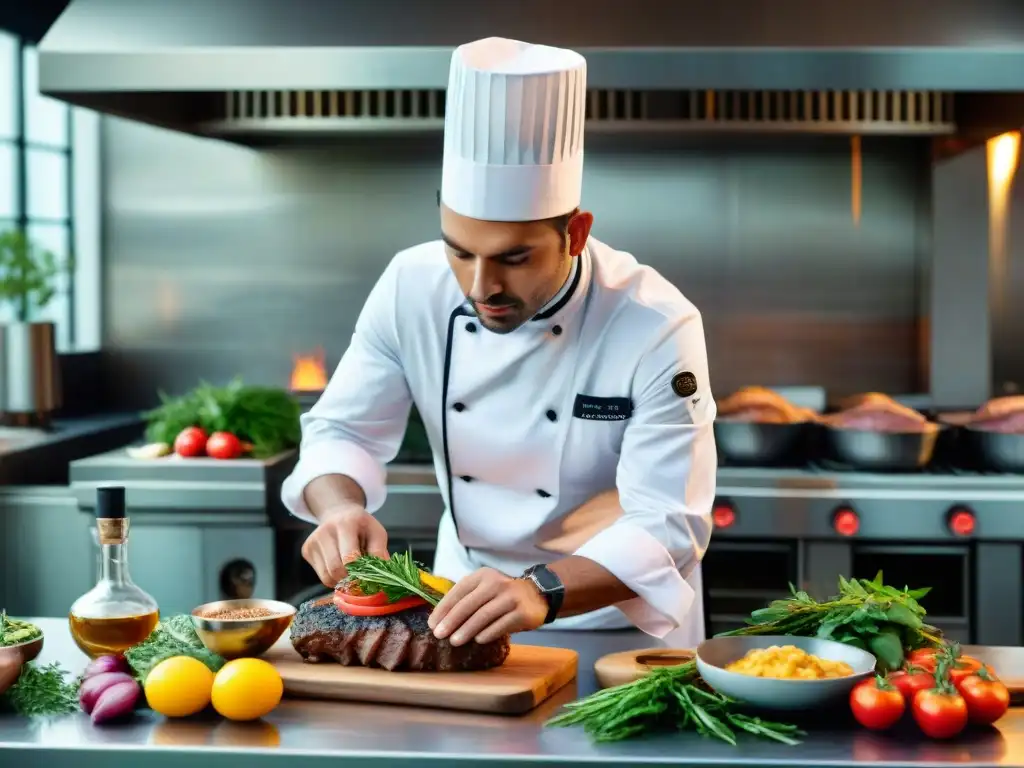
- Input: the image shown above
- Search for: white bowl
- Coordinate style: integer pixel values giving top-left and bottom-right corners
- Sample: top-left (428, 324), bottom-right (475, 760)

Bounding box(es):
top-left (696, 635), bottom-right (877, 711)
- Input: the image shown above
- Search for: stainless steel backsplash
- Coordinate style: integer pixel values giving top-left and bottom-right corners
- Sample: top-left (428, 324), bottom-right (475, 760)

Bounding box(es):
top-left (101, 118), bottom-right (931, 408)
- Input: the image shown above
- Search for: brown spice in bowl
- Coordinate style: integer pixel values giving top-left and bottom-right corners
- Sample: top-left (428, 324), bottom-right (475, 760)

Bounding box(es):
top-left (199, 606), bottom-right (280, 620)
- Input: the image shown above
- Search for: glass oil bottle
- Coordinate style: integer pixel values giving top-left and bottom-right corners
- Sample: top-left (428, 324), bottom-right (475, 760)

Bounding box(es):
top-left (69, 485), bottom-right (160, 657)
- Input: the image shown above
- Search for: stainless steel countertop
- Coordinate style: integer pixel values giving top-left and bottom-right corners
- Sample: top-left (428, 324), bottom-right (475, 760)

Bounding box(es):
top-left (1, 618), bottom-right (1023, 767)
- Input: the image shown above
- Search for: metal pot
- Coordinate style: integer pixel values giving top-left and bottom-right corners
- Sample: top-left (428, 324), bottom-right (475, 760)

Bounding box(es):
top-left (0, 321), bottom-right (62, 419)
top-left (818, 423), bottom-right (944, 471)
top-left (714, 420), bottom-right (810, 466)
top-left (958, 426), bottom-right (1024, 473)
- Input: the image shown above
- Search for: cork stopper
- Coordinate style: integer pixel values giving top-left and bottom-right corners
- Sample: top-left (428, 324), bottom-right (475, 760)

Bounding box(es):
top-left (96, 486), bottom-right (128, 545)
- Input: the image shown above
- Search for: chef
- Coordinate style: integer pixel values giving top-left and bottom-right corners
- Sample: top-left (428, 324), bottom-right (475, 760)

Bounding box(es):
top-left (282, 37), bottom-right (717, 648)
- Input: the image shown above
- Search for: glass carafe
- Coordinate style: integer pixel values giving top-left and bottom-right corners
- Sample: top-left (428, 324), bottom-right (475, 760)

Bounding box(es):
top-left (69, 485), bottom-right (159, 658)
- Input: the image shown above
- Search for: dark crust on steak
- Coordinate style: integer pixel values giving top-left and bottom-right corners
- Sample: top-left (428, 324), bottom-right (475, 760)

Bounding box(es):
top-left (290, 596), bottom-right (511, 672)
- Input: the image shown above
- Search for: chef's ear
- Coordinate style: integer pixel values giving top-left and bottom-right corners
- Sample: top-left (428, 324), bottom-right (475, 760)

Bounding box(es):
top-left (567, 211), bottom-right (594, 257)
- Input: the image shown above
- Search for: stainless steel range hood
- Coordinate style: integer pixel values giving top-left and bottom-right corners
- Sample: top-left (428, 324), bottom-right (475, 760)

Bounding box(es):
top-left (37, 0), bottom-right (1024, 144)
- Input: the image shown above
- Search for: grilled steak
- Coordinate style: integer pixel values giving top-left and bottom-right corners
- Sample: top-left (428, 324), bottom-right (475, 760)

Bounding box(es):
top-left (290, 596), bottom-right (511, 672)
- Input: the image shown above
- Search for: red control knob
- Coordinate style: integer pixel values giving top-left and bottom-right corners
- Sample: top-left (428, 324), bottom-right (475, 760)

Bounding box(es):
top-left (948, 506), bottom-right (976, 537)
top-left (712, 503), bottom-right (736, 529)
top-left (833, 507), bottom-right (860, 537)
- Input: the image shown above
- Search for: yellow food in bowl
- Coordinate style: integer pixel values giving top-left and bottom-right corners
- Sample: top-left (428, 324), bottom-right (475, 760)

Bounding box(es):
top-left (724, 645), bottom-right (854, 680)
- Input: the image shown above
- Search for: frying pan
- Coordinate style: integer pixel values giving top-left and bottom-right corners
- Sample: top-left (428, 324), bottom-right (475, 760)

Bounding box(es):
top-left (958, 426), bottom-right (1024, 473)
top-left (713, 419), bottom-right (810, 466)
top-left (817, 423), bottom-right (945, 471)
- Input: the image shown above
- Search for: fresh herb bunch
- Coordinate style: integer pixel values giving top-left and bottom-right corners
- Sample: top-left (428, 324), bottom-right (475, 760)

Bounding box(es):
top-left (717, 572), bottom-right (942, 672)
top-left (547, 660), bottom-right (802, 745)
top-left (2, 662), bottom-right (79, 716)
top-left (344, 552), bottom-right (442, 606)
top-left (124, 615), bottom-right (225, 682)
top-left (143, 377), bottom-right (302, 458)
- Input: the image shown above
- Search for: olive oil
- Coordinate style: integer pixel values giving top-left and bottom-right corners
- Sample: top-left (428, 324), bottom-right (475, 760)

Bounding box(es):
top-left (69, 612), bottom-right (159, 658)
top-left (68, 486), bottom-right (160, 658)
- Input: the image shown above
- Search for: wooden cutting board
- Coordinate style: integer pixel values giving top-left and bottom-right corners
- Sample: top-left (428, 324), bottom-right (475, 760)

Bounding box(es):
top-left (264, 634), bottom-right (578, 715)
top-left (594, 645), bottom-right (1024, 699)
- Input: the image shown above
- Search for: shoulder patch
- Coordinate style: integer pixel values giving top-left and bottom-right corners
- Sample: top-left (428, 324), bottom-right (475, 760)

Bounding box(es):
top-left (671, 371), bottom-right (698, 398)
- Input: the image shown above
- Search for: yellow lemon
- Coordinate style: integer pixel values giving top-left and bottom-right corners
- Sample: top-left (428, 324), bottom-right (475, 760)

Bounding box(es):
top-left (419, 569), bottom-right (455, 596)
top-left (211, 658), bottom-right (283, 722)
top-left (144, 656), bottom-right (215, 718)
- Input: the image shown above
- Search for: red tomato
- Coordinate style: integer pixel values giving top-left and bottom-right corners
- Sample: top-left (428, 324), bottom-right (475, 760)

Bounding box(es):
top-left (174, 427), bottom-right (208, 457)
top-left (912, 688), bottom-right (968, 739)
top-left (907, 648), bottom-right (943, 673)
top-left (946, 656), bottom-right (989, 685)
top-left (850, 677), bottom-right (905, 731)
top-left (332, 594), bottom-right (426, 616)
top-left (334, 582), bottom-right (388, 607)
top-left (206, 431), bottom-right (243, 460)
top-left (889, 668), bottom-right (934, 702)
top-left (957, 673), bottom-right (1010, 725)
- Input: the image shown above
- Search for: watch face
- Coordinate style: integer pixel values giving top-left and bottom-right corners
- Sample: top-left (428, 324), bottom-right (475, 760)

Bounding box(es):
top-left (532, 565), bottom-right (561, 593)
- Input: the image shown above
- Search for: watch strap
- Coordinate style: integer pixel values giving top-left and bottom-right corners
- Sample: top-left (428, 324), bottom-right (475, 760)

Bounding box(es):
top-left (524, 564), bottom-right (565, 625)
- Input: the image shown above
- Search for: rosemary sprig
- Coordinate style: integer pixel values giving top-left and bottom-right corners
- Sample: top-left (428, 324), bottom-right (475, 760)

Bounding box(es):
top-left (343, 551), bottom-right (441, 606)
top-left (546, 661), bottom-right (802, 745)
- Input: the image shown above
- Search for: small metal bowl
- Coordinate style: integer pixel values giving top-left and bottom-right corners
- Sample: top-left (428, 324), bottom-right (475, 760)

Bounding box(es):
top-left (9, 634), bottom-right (43, 664)
top-left (191, 599), bottom-right (296, 660)
top-left (696, 635), bottom-right (876, 712)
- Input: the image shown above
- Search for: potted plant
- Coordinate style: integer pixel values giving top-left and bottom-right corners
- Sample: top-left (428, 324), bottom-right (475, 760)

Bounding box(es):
top-left (0, 228), bottom-right (71, 420)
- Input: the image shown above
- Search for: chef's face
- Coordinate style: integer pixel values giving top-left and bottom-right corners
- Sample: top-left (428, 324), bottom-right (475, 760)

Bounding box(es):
top-left (441, 204), bottom-right (594, 333)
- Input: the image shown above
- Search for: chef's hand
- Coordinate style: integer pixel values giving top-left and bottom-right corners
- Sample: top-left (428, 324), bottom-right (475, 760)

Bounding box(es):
top-left (428, 567), bottom-right (548, 646)
top-left (301, 503), bottom-right (389, 587)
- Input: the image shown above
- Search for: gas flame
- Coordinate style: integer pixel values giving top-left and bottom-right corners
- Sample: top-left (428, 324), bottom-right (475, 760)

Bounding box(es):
top-left (290, 349), bottom-right (328, 391)
top-left (986, 131), bottom-right (1020, 319)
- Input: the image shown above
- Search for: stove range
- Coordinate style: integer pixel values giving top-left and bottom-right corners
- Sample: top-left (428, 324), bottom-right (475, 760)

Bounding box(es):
top-left (712, 464), bottom-right (1024, 542)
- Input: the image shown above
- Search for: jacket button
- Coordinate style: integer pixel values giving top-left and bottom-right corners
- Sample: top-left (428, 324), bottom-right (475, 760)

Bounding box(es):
top-left (453, 402), bottom-right (466, 412)
top-left (537, 489), bottom-right (551, 498)
top-left (460, 475), bottom-right (473, 482)
top-left (466, 322), bottom-right (477, 333)
top-left (546, 409), bottom-right (557, 422)
top-left (552, 325), bottom-right (563, 336)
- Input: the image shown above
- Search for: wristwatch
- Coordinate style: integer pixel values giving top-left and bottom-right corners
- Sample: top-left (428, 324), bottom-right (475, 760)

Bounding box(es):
top-left (522, 564), bottom-right (565, 625)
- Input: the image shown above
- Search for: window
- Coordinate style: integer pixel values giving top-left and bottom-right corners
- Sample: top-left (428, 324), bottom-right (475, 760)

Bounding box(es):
top-left (0, 30), bottom-right (101, 352)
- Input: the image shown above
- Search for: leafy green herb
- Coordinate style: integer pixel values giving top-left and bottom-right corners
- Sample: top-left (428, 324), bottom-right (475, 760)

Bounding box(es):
top-left (717, 571), bottom-right (942, 672)
top-left (123, 615), bottom-right (225, 682)
top-left (143, 377), bottom-right (301, 458)
top-left (2, 662), bottom-right (79, 716)
top-left (0, 612), bottom-right (42, 647)
top-left (547, 660), bottom-right (803, 745)
top-left (344, 552), bottom-right (441, 606)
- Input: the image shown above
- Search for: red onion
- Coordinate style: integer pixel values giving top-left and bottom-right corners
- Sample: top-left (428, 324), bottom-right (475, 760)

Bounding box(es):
top-left (79, 671), bottom-right (136, 714)
top-left (82, 655), bottom-right (130, 679)
top-left (91, 680), bottom-right (141, 724)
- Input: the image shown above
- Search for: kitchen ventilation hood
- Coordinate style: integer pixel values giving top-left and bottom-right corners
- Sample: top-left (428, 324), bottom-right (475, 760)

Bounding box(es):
top-left (37, 0), bottom-right (1024, 145)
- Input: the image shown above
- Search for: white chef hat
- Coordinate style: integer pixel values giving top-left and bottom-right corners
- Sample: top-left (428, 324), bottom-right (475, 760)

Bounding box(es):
top-left (440, 37), bottom-right (587, 223)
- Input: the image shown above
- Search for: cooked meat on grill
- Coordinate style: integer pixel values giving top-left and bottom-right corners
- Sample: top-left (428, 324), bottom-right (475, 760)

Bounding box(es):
top-left (823, 392), bottom-right (935, 433)
top-left (967, 396), bottom-right (1024, 433)
top-left (716, 386), bottom-right (816, 424)
top-left (290, 596), bottom-right (511, 672)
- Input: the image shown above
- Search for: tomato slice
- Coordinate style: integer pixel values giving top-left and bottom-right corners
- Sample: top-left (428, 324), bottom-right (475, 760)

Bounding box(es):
top-left (333, 594), bottom-right (427, 616)
top-left (334, 583), bottom-right (389, 607)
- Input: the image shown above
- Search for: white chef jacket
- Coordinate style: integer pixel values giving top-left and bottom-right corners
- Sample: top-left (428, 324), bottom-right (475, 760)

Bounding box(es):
top-left (282, 237), bottom-right (717, 645)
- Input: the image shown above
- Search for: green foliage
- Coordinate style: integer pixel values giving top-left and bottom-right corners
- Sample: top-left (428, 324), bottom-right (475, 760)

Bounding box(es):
top-left (0, 229), bottom-right (71, 323)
